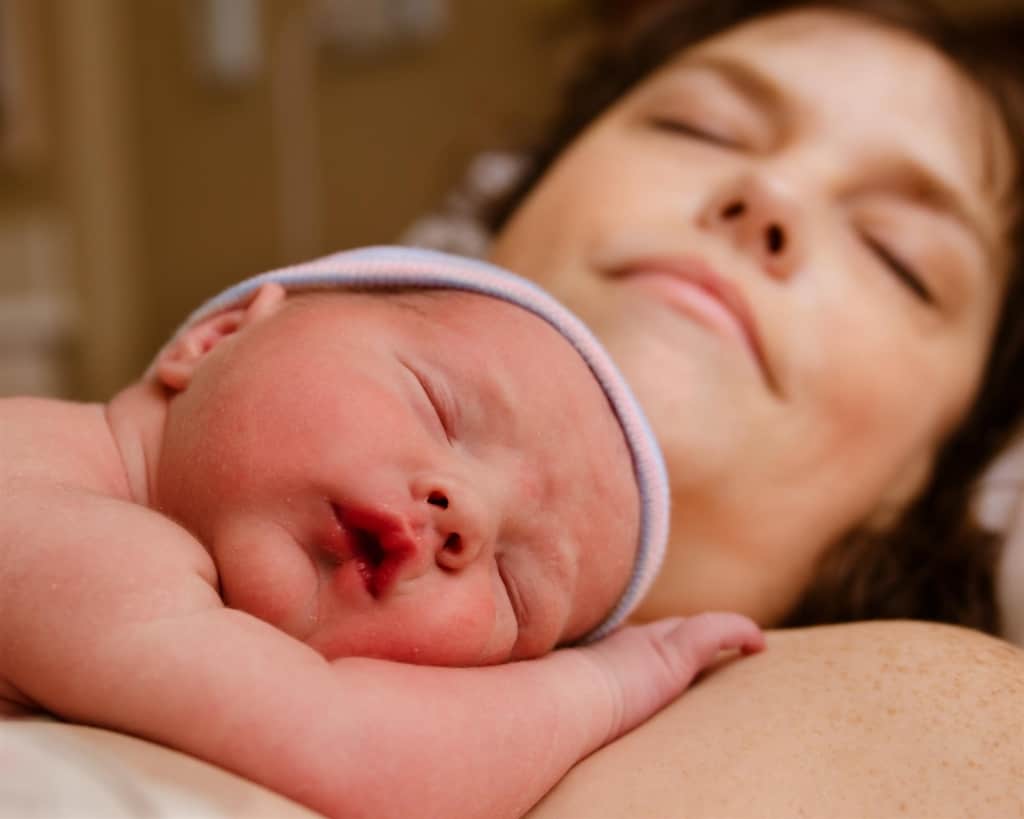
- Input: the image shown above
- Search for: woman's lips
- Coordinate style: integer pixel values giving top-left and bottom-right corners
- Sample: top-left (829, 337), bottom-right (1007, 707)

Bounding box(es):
top-left (616, 257), bottom-right (778, 393)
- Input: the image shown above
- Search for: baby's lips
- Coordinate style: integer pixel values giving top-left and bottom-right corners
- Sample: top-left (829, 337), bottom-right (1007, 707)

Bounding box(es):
top-left (331, 503), bottom-right (418, 598)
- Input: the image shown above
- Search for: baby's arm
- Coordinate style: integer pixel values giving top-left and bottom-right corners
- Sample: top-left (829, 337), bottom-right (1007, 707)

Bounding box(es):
top-left (2, 485), bottom-right (761, 819)
top-left (318, 613), bottom-right (762, 818)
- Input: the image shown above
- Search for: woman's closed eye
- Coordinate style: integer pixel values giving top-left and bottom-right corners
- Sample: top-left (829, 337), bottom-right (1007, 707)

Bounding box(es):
top-left (861, 234), bottom-right (936, 306)
top-left (649, 115), bottom-right (742, 149)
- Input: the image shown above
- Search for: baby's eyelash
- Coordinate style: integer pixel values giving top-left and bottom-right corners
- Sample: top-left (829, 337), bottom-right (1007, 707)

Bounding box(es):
top-left (410, 368), bottom-right (453, 442)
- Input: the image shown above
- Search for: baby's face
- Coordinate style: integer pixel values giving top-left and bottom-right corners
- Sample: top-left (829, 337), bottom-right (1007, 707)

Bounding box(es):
top-left (155, 290), bottom-right (639, 664)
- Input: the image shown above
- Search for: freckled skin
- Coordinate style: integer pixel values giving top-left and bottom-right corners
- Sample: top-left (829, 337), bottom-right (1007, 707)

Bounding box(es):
top-left (528, 622), bottom-right (1024, 819)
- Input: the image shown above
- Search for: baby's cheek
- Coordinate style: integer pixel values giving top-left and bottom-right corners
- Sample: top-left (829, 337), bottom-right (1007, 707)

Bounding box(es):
top-left (214, 523), bottom-right (320, 640)
top-left (393, 583), bottom-right (511, 667)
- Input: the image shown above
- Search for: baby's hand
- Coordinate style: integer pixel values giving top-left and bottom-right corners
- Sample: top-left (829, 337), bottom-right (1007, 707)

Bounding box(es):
top-left (569, 613), bottom-right (764, 747)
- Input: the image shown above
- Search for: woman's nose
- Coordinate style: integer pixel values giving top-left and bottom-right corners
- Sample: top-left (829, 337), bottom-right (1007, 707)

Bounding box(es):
top-left (414, 477), bottom-right (495, 572)
top-left (699, 175), bottom-right (804, 280)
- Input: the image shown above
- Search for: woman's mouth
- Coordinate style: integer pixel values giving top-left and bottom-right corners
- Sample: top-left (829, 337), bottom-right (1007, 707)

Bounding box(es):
top-left (615, 256), bottom-right (779, 394)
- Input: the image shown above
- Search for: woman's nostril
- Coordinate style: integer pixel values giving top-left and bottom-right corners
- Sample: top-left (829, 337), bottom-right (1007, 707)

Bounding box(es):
top-left (443, 533), bottom-right (462, 553)
top-left (427, 491), bottom-right (449, 509)
top-left (766, 224), bottom-right (786, 253)
top-left (721, 201), bottom-right (746, 219)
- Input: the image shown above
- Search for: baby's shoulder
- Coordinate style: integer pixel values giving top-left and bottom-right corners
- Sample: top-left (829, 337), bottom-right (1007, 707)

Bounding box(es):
top-left (0, 401), bottom-right (220, 718)
top-left (0, 396), bottom-right (121, 493)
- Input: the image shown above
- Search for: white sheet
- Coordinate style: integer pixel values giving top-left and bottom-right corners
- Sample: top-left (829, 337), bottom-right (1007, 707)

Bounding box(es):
top-left (0, 718), bottom-right (318, 819)
top-left (986, 437), bottom-right (1024, 646)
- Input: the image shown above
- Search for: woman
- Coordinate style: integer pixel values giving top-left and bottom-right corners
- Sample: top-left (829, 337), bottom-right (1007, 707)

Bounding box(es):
top-left (478, 0), bottom-right (1023, 813)
top-left (490, 0), bottom-right (1023, 634)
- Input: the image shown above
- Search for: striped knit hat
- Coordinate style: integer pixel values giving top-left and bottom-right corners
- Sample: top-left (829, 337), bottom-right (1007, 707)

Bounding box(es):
top-left (159, 246), bottom-right (669, 641)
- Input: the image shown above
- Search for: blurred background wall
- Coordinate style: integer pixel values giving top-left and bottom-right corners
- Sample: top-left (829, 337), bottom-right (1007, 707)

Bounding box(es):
top-left (0, 0), bottom-right (1019, 401)
top-left (0, 0), bottom-right (589, 400)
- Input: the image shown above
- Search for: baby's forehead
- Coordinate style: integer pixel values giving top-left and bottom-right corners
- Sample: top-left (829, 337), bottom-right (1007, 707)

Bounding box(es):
top-left (303, 282), bottom-right (629, 413)
top-left (294, 286), bottom-right (630, 435)
top-left (307, 286), bottom-right (589, 356)
top-left (298, 285), bottom-right (530, 322)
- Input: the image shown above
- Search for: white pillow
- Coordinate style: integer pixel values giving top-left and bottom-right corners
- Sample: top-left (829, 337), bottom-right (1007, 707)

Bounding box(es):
top-left (985, 437), bottom-right (1024, 646)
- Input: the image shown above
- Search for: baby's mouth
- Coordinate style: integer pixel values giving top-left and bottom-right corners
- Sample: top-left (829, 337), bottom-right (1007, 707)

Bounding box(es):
top-left (330, 504), bottom-right (413, 598)
top-left (351, 527), bottom-right (386, 596)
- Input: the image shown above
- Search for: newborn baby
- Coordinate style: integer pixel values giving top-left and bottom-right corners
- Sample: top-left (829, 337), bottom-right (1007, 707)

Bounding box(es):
top-left (0, 247), bottom-right (763, 818)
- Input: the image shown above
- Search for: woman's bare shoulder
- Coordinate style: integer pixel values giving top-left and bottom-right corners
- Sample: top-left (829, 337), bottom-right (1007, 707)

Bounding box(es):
top-left (530, 621), bottom-right (1024, 819)
top-left (765, 618), bottom-right (1023, 674)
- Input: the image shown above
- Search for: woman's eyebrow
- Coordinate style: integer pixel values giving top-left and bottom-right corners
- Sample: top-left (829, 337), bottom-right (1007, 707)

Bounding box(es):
top-left (676, 54), bottom-right (787, 113)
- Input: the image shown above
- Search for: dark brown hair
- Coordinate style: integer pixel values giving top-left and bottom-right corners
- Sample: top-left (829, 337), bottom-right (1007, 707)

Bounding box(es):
top-left (486, 0), bottom-right (1024, 634)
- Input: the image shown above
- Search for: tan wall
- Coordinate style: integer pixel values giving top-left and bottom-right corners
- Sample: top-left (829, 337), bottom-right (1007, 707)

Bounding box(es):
top-left (0, 0), bottom-right (578, 400)
top-left (127, 1), bottom-right (576, 382)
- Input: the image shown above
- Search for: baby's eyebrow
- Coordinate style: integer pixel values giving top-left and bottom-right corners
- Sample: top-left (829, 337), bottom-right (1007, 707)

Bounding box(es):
top-left (377, 288), bottom-right (448, 316)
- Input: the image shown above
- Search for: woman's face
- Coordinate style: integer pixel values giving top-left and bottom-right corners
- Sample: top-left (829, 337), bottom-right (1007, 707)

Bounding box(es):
top-left (490, 8), bottom-right (1013, 625)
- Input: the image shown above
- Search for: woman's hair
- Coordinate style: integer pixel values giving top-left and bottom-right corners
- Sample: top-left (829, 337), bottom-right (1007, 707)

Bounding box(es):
top-left (485, 0), bottom-right (1024, 634)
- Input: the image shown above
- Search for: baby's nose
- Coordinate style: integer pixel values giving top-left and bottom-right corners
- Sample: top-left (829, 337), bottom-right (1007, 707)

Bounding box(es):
top-left (415, 477), bottom-right (495, 572)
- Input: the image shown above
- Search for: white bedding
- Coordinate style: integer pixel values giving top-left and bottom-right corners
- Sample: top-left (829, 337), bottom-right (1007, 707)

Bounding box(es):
top-left (988, 437), bottom-right (1024, 645)
top-left (0, 718), bottom-right (318, 819)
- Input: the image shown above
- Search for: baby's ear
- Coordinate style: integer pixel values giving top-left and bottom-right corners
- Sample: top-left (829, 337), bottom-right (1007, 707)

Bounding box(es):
top-left (155, 282), bottom-right (287, 391)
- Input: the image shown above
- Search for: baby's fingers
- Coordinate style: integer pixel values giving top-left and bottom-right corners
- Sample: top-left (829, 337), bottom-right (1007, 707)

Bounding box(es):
top-left (577, 613), bottom-right (763, 743)
top-left (665, 611), bottom-right (766, 667)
